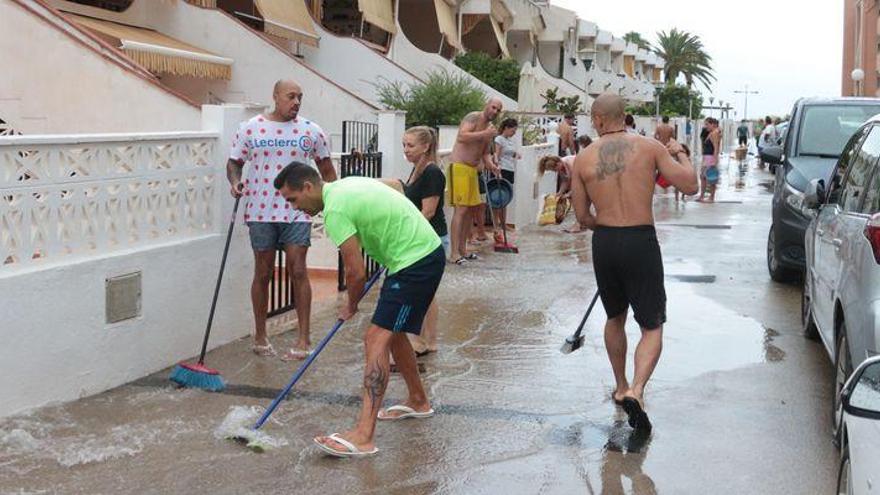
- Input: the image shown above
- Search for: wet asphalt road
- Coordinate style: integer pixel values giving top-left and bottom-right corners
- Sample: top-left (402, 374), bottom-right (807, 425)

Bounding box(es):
top-left (0, 157), bottom-right (839, 494)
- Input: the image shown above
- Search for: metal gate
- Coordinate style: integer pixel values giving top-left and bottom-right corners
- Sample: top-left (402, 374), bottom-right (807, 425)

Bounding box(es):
top-left (337, 151), bottom-right (383, 291)
top-left (342, 120), bottom-right (378, 154)
top-left (268, 250), bottom-right (295, 317)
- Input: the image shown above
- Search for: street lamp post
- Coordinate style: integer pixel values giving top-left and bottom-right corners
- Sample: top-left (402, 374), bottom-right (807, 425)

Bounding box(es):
top-left (734, 84), bottom-right (759, 121)
top-left (852, 68), bottom-right (865, 96)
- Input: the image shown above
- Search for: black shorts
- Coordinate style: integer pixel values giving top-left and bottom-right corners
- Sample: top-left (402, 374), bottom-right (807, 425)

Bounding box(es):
top-left (372, 246), bottom-right (445, 335)
top-left (738, 136), bottom-right (748, 146)
top-left (592, 225), bottom-right (666, 329)
top-left (501, 169), bottom-right (515, 184)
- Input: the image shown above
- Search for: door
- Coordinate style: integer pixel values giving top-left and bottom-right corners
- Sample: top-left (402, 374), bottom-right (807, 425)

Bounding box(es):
top-left (814, 125), bottom-right (880, 341)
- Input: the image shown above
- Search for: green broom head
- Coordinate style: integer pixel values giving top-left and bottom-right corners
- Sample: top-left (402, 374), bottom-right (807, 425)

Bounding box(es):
top-left (170, 362), bottom-right (226, 391)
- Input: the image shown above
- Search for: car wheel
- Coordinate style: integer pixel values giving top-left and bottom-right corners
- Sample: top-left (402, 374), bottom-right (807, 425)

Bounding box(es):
top-left (767, 225), bottom-right (797, 283)
top-left (832, 325), bottom-right (852, 446)
top-left (802, 272), bottom-right (820, 341)
top-left (836, 444), bottom-right (852, 495)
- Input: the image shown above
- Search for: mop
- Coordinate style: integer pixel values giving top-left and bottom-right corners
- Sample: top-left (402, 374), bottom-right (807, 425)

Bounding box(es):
top-left (560, 291), bottom-right (601, 354)
top-left (169, 197), bottom-right (241, 391)
top-left (221, 268), bottom-right (386, 452)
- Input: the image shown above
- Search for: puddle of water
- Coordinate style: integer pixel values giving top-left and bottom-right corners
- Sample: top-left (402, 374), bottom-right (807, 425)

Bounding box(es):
top-left (213, 405), bottom-right (288, 451)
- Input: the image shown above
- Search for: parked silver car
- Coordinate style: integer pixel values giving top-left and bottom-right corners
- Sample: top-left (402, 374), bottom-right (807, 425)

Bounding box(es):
top-left (836, 355), bottom-right (880, 495)
top-left (802, 115), bottom-right (880, 443)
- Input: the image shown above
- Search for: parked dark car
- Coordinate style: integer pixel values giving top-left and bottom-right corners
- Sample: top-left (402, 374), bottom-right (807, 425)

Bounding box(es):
top-left (761, 97), bottom-right (880, 282)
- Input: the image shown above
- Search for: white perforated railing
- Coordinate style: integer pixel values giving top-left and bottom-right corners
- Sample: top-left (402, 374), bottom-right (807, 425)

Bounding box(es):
top-left (0, 131), bottom-right (219, 269)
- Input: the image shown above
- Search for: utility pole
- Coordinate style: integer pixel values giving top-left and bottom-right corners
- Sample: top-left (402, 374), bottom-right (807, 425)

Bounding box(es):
top-left (734, 84), bottom-right (759, 120)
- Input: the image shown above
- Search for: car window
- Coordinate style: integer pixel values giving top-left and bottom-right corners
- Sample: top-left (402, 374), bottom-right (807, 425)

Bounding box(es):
top-left (839, 125), bottom-right (880, 212)
top-left (799, 104), bottom-right (880, 156)
top-left (828, 125), bottom-right (871, 204)
top-left (861, 163), bottom-right (880, 214)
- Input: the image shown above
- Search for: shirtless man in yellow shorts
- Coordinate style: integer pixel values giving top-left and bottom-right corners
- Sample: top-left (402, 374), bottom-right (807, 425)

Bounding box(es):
top-left (448, 98), bottom-right (502, 264)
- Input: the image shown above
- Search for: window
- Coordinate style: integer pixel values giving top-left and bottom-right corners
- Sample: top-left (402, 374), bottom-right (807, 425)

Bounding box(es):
top-left (839, 125), bottom-right (880, 212)
top-left (861, 162), bottom-right (880, 214)
top-left (828, 125), bottom-right (870, 203)
top-left (798, 104), bottom-right (880, 157)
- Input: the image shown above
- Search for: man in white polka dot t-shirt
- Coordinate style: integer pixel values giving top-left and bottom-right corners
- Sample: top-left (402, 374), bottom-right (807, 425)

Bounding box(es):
top-left (226, 79), bottom-right (336, 362)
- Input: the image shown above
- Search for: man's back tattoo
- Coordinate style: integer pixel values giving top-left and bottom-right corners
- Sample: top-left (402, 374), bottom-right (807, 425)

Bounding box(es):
top-left (596, 140), bottom-right (631, 180)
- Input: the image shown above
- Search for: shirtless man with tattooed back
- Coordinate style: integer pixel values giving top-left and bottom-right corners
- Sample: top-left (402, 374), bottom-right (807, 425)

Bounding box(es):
top-left (571, 94), bottom-right (698, 434)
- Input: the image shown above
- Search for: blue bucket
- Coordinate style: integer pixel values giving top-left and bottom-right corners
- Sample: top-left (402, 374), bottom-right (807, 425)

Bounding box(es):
top-left (486, 177), bottom-right (514, 209)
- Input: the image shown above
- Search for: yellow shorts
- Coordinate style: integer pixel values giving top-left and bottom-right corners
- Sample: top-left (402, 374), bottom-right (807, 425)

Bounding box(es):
top-left (448, 162), bottom-right (481, 207)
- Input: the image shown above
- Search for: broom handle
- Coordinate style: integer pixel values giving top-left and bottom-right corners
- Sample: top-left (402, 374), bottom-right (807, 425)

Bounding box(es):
top-left (197, 196), bottom-right (241, 364)
top-left (254, 267), bottom-right (386, 430)
top-left (573, 291), bottom-right (601, 340)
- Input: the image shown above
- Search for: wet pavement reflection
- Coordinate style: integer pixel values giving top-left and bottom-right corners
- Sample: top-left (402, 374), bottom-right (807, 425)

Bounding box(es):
top-left (0, 157), bottom-right (839, 494)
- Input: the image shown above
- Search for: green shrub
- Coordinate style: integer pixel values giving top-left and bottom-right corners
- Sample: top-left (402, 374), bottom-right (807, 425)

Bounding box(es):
top-left (375, 70), bottom-right (485, 128)
top-left (627, 84), bottom-right (704, 118)
top-left (540, 87), bottom-right (584, 114)
top-left (453, 52), bottom-right (520, 100)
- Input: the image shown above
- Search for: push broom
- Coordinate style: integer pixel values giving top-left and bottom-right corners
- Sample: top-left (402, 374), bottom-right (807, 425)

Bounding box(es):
top-left (169, 196), bottom-right (241, 391)
top-left (560, 290), bottom-right (601, 354)
top-left (227, 267), bottom-right (386, 451)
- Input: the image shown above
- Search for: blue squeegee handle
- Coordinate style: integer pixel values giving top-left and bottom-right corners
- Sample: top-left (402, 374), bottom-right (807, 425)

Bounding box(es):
top-left (253, 267), bottom-right (386, 430)
top-left (198, 196), bottom-right (240, 365)
top-left (572, 291), bottom-right (601, 341)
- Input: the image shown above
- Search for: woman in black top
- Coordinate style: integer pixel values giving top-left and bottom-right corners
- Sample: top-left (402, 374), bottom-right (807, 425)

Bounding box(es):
top-left (400, 126), bottom-right (446, 356)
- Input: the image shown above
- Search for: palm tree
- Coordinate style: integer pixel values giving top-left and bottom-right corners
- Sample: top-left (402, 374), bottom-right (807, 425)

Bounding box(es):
top-left (623, 32), bottom-right (651, 51)
top-left (654, 28), bottom-right (715, 89)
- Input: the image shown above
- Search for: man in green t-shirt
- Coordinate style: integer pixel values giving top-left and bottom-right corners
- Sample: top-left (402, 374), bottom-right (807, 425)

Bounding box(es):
top-left (274, 163), bottom-right (445, 458)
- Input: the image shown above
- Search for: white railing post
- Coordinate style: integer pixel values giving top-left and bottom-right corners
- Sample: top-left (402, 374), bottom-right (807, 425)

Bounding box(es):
top-left (377, 110), bottom-right (407, 180)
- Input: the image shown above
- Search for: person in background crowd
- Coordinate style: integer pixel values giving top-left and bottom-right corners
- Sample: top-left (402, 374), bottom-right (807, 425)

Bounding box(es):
top-left (493, 118), bottom-right (521, 241)
top-left (558, 114), bottom-right (576, 156)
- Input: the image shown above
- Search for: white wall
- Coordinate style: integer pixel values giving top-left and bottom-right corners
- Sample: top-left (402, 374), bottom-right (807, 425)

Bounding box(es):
top-left (0, 104), bottom-right (347, 417)
top-left (388, 19), bottom-right (518, 110)
top-left (299, 25), bottom-right (422, 108)
top-left (510, 143), bottom-right (557, 228)
top-left (0, 233), bottom-right (253, 418)
top-left (1, 0), bottom-right (201, 134)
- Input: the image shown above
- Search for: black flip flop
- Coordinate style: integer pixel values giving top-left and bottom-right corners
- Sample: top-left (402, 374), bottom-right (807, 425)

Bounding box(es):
top-left (611, 392), bottom-right (626, 406)
top-left (621, 397), bottom-right (652, 433)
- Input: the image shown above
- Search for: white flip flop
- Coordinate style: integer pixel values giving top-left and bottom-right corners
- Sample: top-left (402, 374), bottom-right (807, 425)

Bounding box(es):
top-left (377, 404), bottom-right (435, 421)
top-left (313, 433), bottom-right (378, 458)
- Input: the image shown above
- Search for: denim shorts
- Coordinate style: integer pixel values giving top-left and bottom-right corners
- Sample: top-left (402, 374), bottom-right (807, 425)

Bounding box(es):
top-left (246, 221), bottom-right (311, 251)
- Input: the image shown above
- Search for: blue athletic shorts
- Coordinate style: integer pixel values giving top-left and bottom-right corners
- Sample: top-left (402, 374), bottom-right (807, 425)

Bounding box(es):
top-left (246, 221), bottom-right (311, 251)
top-left (372, 246), bottom-right (445, 335)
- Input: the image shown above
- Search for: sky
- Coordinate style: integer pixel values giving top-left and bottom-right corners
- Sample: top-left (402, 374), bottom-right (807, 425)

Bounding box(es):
top-left (551, 0), bottom-right (844, 120)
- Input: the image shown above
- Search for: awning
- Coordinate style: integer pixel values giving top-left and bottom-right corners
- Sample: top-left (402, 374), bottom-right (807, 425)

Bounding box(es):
top-left (624, 55), bottom-right (635, 78)
top-left (67, 14), bottom-right (232, 80)
top-left (490, 0), bottom-right (512, 25)
top-left (433, 0), bottom-right (461, 50)
top-left (254, 0), bottom-right (320, 47)
top-left (358, 0), bottom-right (396, 34)
top-left (489, 16), bottom-right (510, 58)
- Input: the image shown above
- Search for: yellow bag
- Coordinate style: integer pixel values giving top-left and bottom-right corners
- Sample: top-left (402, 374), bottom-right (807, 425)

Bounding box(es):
top-left (538, 194), bottom-right (559, 226)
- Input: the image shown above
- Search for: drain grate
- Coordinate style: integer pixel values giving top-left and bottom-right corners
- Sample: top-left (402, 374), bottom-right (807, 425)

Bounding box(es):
top-left (667, 274), bottom-right (716, 283)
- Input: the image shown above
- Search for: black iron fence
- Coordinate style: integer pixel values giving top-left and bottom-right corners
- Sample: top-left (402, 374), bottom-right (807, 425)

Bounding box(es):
top-left (268, 249), bottom-right (295, 317)
top-left (342, 120), bottom-right (378, 154)
top-left (337, 151), bottom-right (383, 291)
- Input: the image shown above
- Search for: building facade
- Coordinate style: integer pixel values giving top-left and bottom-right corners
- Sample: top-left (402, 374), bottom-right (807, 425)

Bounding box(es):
top-left (842, 0), bottom-right (879, 97)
